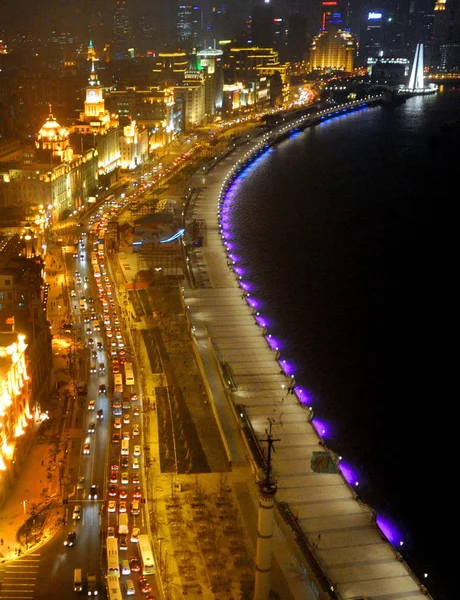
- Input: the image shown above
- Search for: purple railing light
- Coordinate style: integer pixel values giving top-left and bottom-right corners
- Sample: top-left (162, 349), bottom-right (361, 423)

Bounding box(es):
top-left (234, 266), bottom-right (246, 277)
top-left (240, 281), bottom-right (253, 293)
top-left (311, 417), bottom-right (330, 439)
top-left (338, 461), bottom-right (359, 488)
top-left (278, 358), bottom-right (295, 377)
top-left (248, 298), bottom-right (261, 310)
top-left (255, 314), bottom-right (269, 328)
top-left (225, 242), bottom-right (236, 251)
top-left (265, 334), bottom-right (282, 351)
top-left (295, 387), bottom-right (313, 405)
top-left (376, 515), bottom-right (403, 548)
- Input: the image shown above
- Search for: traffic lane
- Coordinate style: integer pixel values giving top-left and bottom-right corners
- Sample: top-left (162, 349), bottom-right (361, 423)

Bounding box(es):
top-left (34, 504), bottom-right (101, 600)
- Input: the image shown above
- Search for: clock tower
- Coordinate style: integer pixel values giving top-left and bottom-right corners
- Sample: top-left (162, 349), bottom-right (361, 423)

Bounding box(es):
top-left (84, 58), bottom-right (105, 118)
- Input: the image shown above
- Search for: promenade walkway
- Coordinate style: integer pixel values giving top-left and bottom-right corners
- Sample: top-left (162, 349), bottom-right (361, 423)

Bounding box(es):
top-left (181, 132), bottom-right (431, 600)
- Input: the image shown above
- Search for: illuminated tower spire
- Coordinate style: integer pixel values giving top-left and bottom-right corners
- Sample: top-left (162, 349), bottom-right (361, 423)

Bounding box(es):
top-left (408, 43), bottom-right (425, 90)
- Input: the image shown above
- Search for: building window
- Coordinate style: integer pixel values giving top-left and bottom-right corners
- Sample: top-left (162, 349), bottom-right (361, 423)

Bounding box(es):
top-left (4, 279), bottom-right (11, 285)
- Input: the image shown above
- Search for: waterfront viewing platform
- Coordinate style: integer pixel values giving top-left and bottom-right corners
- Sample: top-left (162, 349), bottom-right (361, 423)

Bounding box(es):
top-left (183, 123), bottom-right (432, 599)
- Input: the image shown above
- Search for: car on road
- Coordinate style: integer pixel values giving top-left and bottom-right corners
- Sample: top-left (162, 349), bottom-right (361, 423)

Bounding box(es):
top-left (133, 445), bottom-right (141, 456)
top-left (108, 485), bottom-right (117, 497)
top-left (90, 363), bottom-right (97, 374)
top-left (122, 430), bottom-right (130, 440)
top-left (72, 505), bottom-right (82, 520)
top-left (119, 535), bottom-right (128, 551)
top-left (138, 577), bottom-right (151, 594)
top-left (132, 405), bottom-right (140, 417)
top-left (119, 500), bottom-right (127, 513)
top-left (110, 470), bottom-right (118, 484)
top-left (108, 500), bottom-right (116, 513)
top-left (98, 384), bottom-right (107, 395)
top-left (118, 486), bottom-right (128, 499)
top-left (132, 458), bottom-right (139, 469)
top-left (132, 473), bottom-right (139, 485)
top-left (110, 461), bottom-right (119, 471)
top-left (89, 484), bottom-right (98, 500)
top-left (107, 526), bottom-right (115, 537)
top-left (97, 409), bottom-right (103, 419)
top-left (130, 393), bottom-right (138, 402)
top-left (99, 362), bottom-right (105, 373)
top-left (132, 424), bottom-right (140, 436)
top-left (121, 472), bottom-right (129, 485)
top-left (83, 443), bottom-right (90, 455)
top-left (88, 422), bottom-right (95, 433)
top-left (112, 432), bottom-right (121, 443)
top-left (97, 341), bottom-right (103, 350)
top-left (64, 531), bottom-right (76, 546)
top-left (132, 487), bottom-right (142, 500)
top-left (88, 337), bottom-right (94, 346)
top-left (121, 457), bottom-right (129, 470)
top-left (91, 350), bottom-right (97, 359)
top-left (88, 400), bottom-right (95, 410)
top-left (77, 476), bottom-right (85, 490)
top-left (130, 527), bottom-right (140, 543)
top-left (113, 418), bottom-right (122, 429)
top-left (129, 557), bottom-right (141, 572)
top-left (123, 413), bottom-right (130, 424)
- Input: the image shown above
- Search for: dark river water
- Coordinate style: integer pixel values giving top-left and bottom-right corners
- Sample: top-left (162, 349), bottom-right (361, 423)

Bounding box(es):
top-left (228, 89), bottom-right (458, 599)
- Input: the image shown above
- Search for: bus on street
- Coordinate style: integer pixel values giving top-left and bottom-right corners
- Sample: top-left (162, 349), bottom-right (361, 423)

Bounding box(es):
top-left (106, 574), bottom-right (122, 600)
top-left (124, 362), bottom-right (134, 386)
top-left (106, 537), bottom-right (120, 576)
top-left (138, 534), bottom-right (155, 575)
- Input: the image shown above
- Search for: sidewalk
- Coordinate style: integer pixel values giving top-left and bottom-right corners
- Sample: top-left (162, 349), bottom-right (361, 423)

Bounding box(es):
top-left (0, 243), bottom-right (74, 563)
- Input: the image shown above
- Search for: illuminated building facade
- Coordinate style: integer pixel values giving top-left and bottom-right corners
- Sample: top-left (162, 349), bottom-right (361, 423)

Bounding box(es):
top-left (0, 326), bottom-right (32, 502)
top-left (0, 111), bottom-right (98, 223)
top-left (310, 28), bottom-right (356, 72)
top-left (70, 59), bottom-right (121, 179)
top-left (197, 48), bottom-right (224, 116)
top-left (152, 52), bottom-right (189, 83)
top-left (104, 87), bottom-right (176, 151)
top-left (119, 120), bottom-right (149, 170)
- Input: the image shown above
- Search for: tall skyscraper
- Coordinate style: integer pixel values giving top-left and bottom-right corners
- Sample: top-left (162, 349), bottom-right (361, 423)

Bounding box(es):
top-left (250, 1), bottom-right (275, 46)
top-left (177, 3), bottom-right (203, 49)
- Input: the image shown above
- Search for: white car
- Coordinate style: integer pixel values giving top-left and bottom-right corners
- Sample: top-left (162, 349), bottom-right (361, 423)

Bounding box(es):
top-left (113, 418), bottom-right (122, 429)
top-left (83, 443), bottom-right (90, 455)
top-left (88, 400), bottom-right (96, 410)
top-left (108, 500), bottom-right (116, 513)
top-left (133, 445), bottom-right (141, 457)
top-left (132, 458), bottom-right (139, 469)
top-left (132, 424), bottom-right (140, 437)
top-left (121, 472), bottom-right (129, 485)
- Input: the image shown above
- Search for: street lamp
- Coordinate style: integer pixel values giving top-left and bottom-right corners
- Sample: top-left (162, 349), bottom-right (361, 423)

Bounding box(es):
top-left (157, 537), bottom-right (164, 571)
top-left (22, 499), bottom-right (28, 515)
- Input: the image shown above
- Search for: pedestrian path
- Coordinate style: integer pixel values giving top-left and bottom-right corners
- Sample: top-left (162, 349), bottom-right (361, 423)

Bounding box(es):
top-left (182, 134), bottom-right (432, 600)
top-left (0, 243), bottom-right (71, 575)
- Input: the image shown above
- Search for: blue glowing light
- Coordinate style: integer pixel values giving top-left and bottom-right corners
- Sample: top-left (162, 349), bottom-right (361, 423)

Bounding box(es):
top-left (159, 228), bottom-right (185, 244)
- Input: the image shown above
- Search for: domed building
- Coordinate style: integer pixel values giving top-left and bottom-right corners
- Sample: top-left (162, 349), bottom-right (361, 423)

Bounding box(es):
top-left (0, 106), bottom-right (98, 223)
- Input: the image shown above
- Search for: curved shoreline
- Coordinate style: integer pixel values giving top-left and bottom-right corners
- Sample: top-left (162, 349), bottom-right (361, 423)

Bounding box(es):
top-left (183, 106), bottom-right (432, 600)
